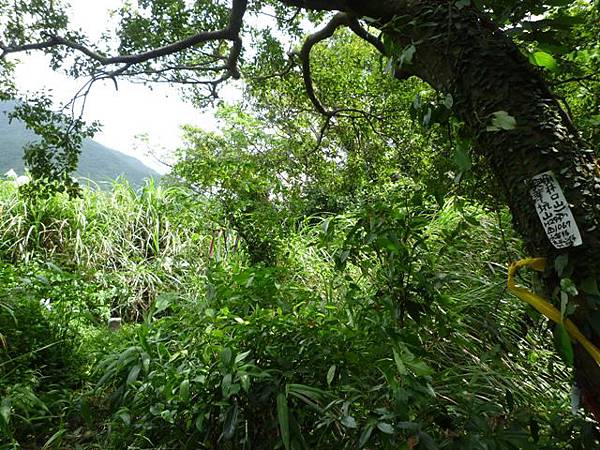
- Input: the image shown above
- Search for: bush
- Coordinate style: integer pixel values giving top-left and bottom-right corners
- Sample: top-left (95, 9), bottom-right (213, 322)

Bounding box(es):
top-left (0, 262), bottom-right (90, 445)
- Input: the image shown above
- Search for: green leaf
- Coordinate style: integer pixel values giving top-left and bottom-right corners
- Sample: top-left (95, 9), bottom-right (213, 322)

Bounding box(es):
top-left (179, 378), bottom-right (190, 402)
top-left (321, 218), bottom-right (331, 234)
top-left (529, 51), bottom-right (558, 71)
top-left (359, 423), bottom-right (375, 448)
top-left (397, 421), bottom-right (420, 431)
top-left (221, 347), bottom-right (233, 368)
top-left (126, 364), bottom-right (141, 385)
top-left (381, 33), bottom-right (397, 57)
top-left (43, 429), bottom-right (66, 449)
top-left (341, 415), bottom-right (357, 428)
top-left (408, 359), bottom-right (433, 377)
top-left (287, 384), bottom-right (327, 411)
top-left (422, 107), bottom-right (432, 127)
top-left (160, 410), bottom-right (175, 424)
top-left (486, 111), bottom-right (517, 131)
top-left (326, 364), bottom-right (336, 386)
top-left (560, 278), bottom-right (578, 296)
top-left (286, 383), bottom-right (327, 401)
top-left (418, 431), bottom-right (439, 450)
top-left (395, 343), bottom-right (433, 377)
top-left (195, 414), bottom-right (204, 432)
top-left (0, 401), bottom-right (10, 426)
top-left (554, 254), bottom-right (569, 277)
top-left (222, 373), bottom-right (233, 398)
top-left (154, 292), bottom-right (175, 315)
top-left (453, 147), bottom-right (472, 172)
top-left (455, 0), bottom-right (470, 10)
top-left (149, 403), bottom-right (164, 416)
top-left (553, 324), bottom-right (574, 366)
top-left (234, 350), bottom-right (252, 364)
top-left (222, 404), bottom-right (239, 440)
top-left (117, 409), bottom-right (131, 426)
top-left (141, 351), bottom-right (150, 372)
top-left (399, 44), bottom-right (416, 66)
top-left (560, 291), bottom-right (569, 320)
top-left (240, 374), bottom-right (251, 392)
top-left (443, 93), bottom-right (453, 109)
top-left (393, 348), bottom-right (408, 375)
top-left (377, 422), bottom-right (394, 434)
top-left (277, 393), bottom-right (290, 450)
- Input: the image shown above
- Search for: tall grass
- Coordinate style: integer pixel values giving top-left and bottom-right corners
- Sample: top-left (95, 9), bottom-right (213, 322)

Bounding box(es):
top-left (0, 180), bottom-right (595, 448)
top-left (267, 198), bottom-right (581, 447)
top-left (1, 179), bottom-right (197, 262)
top-left (424, 203), bottom-right (572, 429)
top-left (0, 179), bottom-right (220, 318)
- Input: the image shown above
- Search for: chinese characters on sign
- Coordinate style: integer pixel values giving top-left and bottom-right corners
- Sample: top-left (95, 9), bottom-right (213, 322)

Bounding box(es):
top-left (530, 171), bottom-right (582, 249)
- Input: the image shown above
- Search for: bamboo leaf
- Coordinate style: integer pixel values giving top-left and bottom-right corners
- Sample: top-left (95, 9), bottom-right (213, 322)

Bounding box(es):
top-left (277, 393), bottom-right (290, 450)
top-left (326, 364), bottom-right (336, 386)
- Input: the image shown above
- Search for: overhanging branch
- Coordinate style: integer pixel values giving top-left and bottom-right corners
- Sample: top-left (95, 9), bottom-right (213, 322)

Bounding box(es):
top-left (347, 18), bottom-right (386, 54)
top-left (298, 12), bottom-right (351, 116)
top-left (298, 12), bottom-right (385, 117)
top-left (0, 0), bottom-right (248, 82)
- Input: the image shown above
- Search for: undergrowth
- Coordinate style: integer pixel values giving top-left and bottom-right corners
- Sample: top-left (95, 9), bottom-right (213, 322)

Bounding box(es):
top-left (0, 179), bottom-right (597, 449)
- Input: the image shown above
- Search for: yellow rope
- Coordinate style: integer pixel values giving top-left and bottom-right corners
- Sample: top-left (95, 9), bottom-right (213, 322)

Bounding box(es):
top-left (508, 258), bottom-right (600, 366)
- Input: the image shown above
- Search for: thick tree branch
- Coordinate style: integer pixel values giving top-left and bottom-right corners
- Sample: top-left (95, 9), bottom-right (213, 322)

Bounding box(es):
top-left (278, 0), bottom-right (407, 22)
top-left (347, 18), bottom-right (386, 54)
top-left (298, 13), bottom-right (385, 116)
top-left (299, 12), bottom-right (351, 116)
top-left (295, 11), bottom-right (387, 161)
top-left (0, 0), bottom-right (248, 81)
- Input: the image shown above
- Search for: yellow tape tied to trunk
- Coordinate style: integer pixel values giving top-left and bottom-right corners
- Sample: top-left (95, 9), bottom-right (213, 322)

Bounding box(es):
top-left (508, 258), bottom-right (600, 366)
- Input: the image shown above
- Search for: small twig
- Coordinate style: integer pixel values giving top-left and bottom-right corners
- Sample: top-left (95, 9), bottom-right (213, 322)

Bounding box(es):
top-left (249, 58), bottom-right (296, 82)
top-left (287, 7), bottom-right (302, 24)
top-left (550, 72), bottom-right (599, 86)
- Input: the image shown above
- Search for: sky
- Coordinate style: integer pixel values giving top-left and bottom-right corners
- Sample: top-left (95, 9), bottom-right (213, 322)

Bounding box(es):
top-left (9, 0), bottom-right (241, 173)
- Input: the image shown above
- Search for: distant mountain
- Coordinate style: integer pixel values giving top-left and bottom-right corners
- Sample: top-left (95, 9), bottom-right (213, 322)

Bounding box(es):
top-left (0, 101), bottom-right (159, 187)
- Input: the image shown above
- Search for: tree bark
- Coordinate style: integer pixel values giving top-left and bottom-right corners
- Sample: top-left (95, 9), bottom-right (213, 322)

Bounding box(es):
top-left (283, 0), bottom-right (600, 418)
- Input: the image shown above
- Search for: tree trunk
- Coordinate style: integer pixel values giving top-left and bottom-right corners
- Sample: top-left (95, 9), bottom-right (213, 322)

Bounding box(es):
top-left (283, 0), bottom-right (600, 418)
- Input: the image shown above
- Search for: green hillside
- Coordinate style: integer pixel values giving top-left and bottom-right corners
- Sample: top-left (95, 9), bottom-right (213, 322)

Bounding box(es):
top-left (0, 101), bottom-right (159, 187)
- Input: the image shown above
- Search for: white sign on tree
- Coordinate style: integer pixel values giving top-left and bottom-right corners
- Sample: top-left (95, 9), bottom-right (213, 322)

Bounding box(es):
top-left (530, 171), bottom-right (583, 249)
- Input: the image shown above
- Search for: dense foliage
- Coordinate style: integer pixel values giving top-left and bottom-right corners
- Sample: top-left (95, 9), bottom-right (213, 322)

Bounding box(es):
top-left (1, 174), bottom-right (598, 449)
top-left (1, 0), bottom-right (600, 448)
